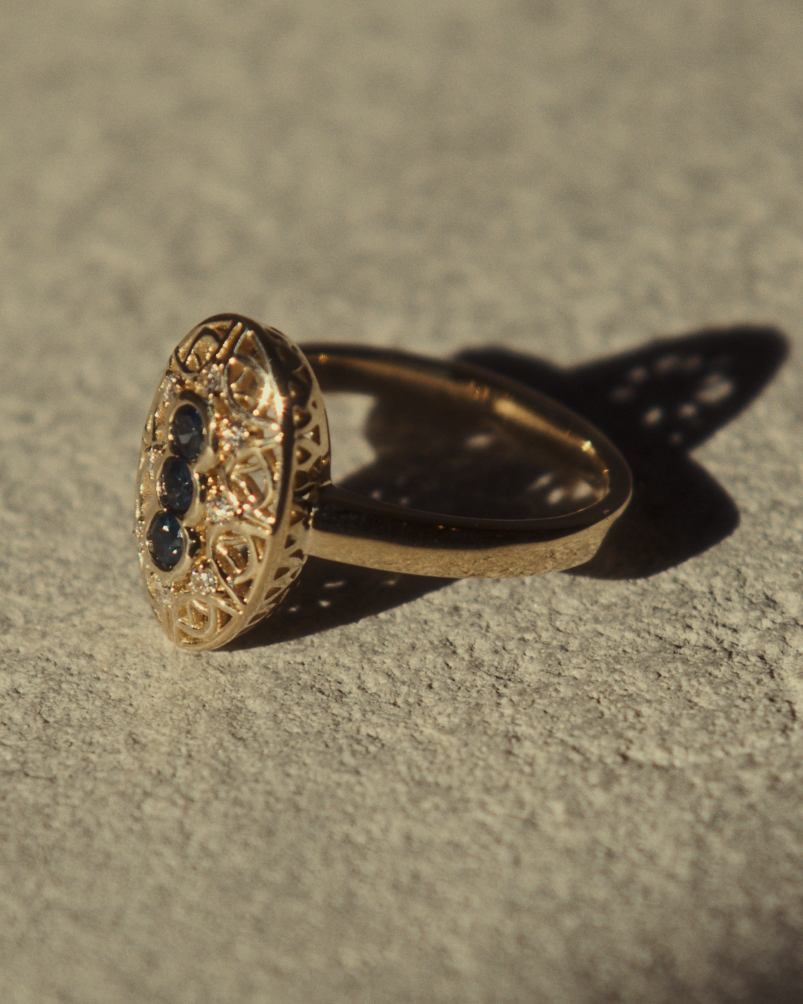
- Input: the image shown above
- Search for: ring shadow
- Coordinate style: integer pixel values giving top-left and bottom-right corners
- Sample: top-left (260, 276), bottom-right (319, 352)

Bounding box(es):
top-left (232, 324), bottom-right (788, 649)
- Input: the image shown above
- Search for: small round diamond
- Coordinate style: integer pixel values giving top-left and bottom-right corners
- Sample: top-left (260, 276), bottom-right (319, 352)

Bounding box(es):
top-left (159, 457), bottom-right (194, 514)
top-left (191, 566), bottom-right (218, 595)
top-left (147, 512), bottom-right (184, 570)
top-left (194, 365), bottom-right (225, 395)
top-left (147, 447), bottom-right (164, 477)
top-left (147, 574), bottom-right (173, 608)
top-left (170, 405), bottom-right (205, 462)
top-left (218, 422), bottom-right (248, 452)
top-left (207, 493), bottom-right (238, 523)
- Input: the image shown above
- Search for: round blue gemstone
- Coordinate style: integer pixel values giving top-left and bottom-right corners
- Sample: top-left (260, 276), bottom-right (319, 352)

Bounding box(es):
top-left (159, 457), bottom-right (194, 514)
top-left (170, 405), bottom-right (205, 462)
top-left (147, 512), bottom-right (184, 570)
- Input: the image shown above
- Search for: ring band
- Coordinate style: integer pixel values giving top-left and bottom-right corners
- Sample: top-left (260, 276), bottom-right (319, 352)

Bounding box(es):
top-left (134, 314), bottom-right (632, 650)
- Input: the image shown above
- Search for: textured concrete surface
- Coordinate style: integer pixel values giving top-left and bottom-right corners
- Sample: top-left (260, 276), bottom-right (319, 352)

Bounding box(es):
top-left (2, 1), bottom-right (803, 1002)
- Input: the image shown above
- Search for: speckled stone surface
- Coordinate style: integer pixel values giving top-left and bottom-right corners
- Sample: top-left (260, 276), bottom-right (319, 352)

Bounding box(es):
top-left (2, 2), bottom-right (803, 1002)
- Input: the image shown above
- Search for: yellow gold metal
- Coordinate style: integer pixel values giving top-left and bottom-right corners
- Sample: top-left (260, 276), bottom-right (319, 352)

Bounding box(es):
top-left (134, 314), bottom-right (329, 650)
top-left (135, 314), bottom-right (632, 650)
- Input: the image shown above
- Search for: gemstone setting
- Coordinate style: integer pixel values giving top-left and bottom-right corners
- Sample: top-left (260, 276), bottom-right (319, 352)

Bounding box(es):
top-left (170, 405), bottom-right (205, 462)
top-left (159, 457), bottom-right (194, 514)
top-left (147, 512), bottom-right (184, 570)
top-left (190, 566), bottom-right (218, 595)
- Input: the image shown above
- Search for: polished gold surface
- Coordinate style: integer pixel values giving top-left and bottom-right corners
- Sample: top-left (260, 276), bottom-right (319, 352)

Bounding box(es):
top-left (135, 316), bottom-right (632, 649)
top-left (304, 346), bottom-right (632, 577)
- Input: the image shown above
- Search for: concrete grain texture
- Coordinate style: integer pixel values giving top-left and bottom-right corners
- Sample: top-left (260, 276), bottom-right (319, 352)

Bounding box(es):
top-left (1, 1), bottom-right (803, 1001)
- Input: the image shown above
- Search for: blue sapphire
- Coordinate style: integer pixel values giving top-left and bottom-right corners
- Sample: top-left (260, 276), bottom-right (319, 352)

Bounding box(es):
top-left (170, 405), bottom-right (205, 462)
top-left (147, 512), bottom-right (184, 570)
top-left (159, 457), bottom-right (194, 514)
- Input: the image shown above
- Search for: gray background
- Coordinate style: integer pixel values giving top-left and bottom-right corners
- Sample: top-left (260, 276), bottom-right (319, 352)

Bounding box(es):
top-left (1, 1), bottom-right (803, 1002)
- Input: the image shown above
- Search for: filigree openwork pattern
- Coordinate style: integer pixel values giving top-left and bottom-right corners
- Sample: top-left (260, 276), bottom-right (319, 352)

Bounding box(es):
top-left (134, 315), bottom-right (330, 650)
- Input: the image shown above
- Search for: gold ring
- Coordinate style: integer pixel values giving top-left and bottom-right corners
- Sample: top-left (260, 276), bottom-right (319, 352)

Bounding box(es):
top-left (134, 314), bottom-right (632, 650)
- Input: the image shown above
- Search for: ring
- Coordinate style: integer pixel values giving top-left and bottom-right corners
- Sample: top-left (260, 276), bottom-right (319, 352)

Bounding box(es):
top-left (134, 314), bottom-right (632, 650)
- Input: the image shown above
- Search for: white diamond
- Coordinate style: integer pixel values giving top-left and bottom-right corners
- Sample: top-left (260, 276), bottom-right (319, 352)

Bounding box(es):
top-left (191, 567), bottom-right (218, 595)
top-left (194, 365), bottom-right (225, 395)
top-left (218, 422), bottom-right (249, 452)
top-left (159, 373), bottom-right (179, 397)
top-left (148, 576), bottom-right (173, 608)
top-left (156, 375), bottom-right (181, 421)
top-left (207, 496), bottom-right (238, 523)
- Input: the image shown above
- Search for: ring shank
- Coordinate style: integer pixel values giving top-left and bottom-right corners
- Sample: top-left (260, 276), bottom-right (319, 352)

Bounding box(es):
top-left (302, 346), bottom-right (632, 578)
